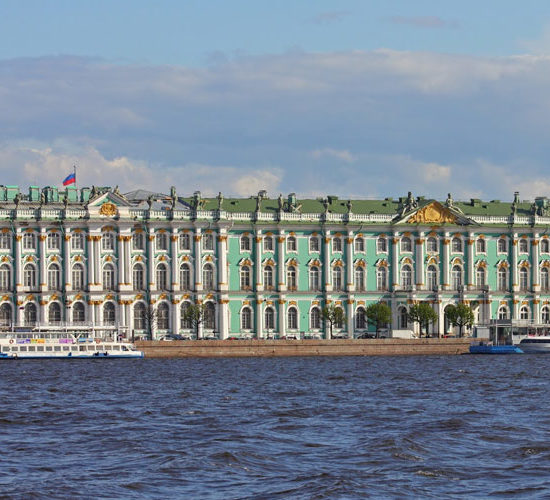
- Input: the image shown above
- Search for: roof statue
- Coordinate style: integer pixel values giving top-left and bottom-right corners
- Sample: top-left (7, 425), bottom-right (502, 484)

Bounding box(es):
top-left (346, 199), bottom-right (352, 213)
top-left (217, 192), bottom-right (224, 210)
top-left (445, 193), bottom-right (453, 208)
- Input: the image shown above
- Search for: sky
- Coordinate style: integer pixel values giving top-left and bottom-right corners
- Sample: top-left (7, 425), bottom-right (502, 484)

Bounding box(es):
top-left (2, 1), bottom-right (550, 200)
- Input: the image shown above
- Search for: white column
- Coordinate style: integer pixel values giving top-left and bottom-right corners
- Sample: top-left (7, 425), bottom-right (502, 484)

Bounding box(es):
top-left (87, 235), bottom-right (94, 286)
top-left (255, 230), bottom-right (263, 291)
top-left (218, 232), bottom-right (228, 291)
top-left (219, 298), bottom-right (229, 339)
top-left (124, 236), bottom-right (132, 285)
top-left (15, 230), bottom-right (22, 289)
top-left (173, 299), bottom-right (179, 334)
top-left (532, 235), bottom-right (540, 293)
top-left (277, 232), bottom-right (286, 291)
top-left (324, 231), bottom-right (331, 291)
top-left (197, 298), bottom-right (204, 339)
top-left (256, 298), bottom-right (263, 338)
top-left (148, 230), bottom-right (155, 291)
top-left (278, 298), bottom-right (286, 337)
top-left (95, 238), bottom-right (102, 287)
top-left (346, 233), bottom-right (354, 292)
top-left (415, 233), bottom-right (424, 290)
top-left (64, 231), bottom-right (71, 291)
top-left (39, 229), bottom-right (47, 291)
top-left (467, 233), bottom-right (475, 289)
top-left (346, 299), bottom-right (354, 337)
top-left (442, 233), bottom-right (450, 290)
top-left (194, 229), bottom-right (202, 292)
top-left (512, 234), bottom-right (518, 292)
top-left (171, 232), bottom-right (178, 291)
top-left (392, 233), bottom-right (399, 291)
top-left (117, 235), bottom-right (124, 287)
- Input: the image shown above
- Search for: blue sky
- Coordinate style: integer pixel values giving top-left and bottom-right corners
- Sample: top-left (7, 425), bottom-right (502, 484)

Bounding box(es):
top-left (2, 1), bottom-right (550, 200)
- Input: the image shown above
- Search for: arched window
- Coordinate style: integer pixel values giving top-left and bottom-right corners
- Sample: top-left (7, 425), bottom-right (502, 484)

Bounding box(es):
top-left (264, 307), bottom-right (275, 330)
top-left (133, 303), bottom-right (146, 330)
top-left (180, 302), bottom-right (192, 329)
top-left (452, 237), bottom-right (462, 253)
top-left (309, 236), bottom-right (319, 252)
top-left (354, 237), bottom-right (365, 253)
top-left (102, 233), bottom-right (115, 251)
top-left (288, 307), bottom-right (298, 330)
top-left (335, 307), bottom-right (344, 329)
top-left (24, 303), bottom-right (37, 326)
top-left (377, 237), bottom-right (387, 253)
top-left (498, 306), bottom-right (509, 320)
top-left (23, 232), bottom-right (36, 251)
top-left (287, 266), bottom-right (297, 289)
top-left (156, 263), bottom-right (168, 290)
top-left (72, 264), bottom-right (84, 290)
top-left (332, 237), bottom-right (342, 253)
top-left (498, 238), bottom-right (507, 253)
top-left (264, 266), bottom-right (274, 289)
top-left (543, 306), bottom-right (550, 324)
top-left (157, 302), bottom-right (169, 330)
top-left (498, 267), bottom-right (507, 291)
top-left (103, 263), bottom-right (115, 290)
top-left (47, 232), bottom-right (60, 250)
top-left (398, 306), bottom-right (408, 329)
top-left (401, 237), bottom-right (412, 253)
top-left (71, 232), bottom-right (84, 251)
top-left (240, 266), bottom-right (251, 290)
top-left (133, 264), bottom-right (145, 290)
top-left (204, 302), bottom-right (216, 330)
top-left (519, 267), bottom-right (529, 291)
top-left (179, 264), bottom-right (190, 290)
top-left (519, 238), bottom-right (529, 253)
top-left (132, 232), bottom-right (145, 250)
top-left (179, 233), bottom-right (190, 251)
top-left (48, 302), bottom-right (61, 324)
top-left (310, 307), bottom-right (321, 330)
top-left (241, 307), bottom-right (252, 330)
top-left (202, 233), bottom-right (214, 251)
top-left (0, 264), bottom-right (11, 291)
top-left (332, 266), bottom-right (343, 291)
top-left (48, 263), bottom-right (60, 291)
top-left (542, 239), bottom-right (550, 254)
top-left (426, 237), bottom-right (437, 253)
top-left (0, 303), bottom-right (11, 327)
top-left (23, 264), bottom-right (36, 288)
top-left (427, 265), bottom-right (438, 290)
top-left (542, 267), bottom-right (550, 291)
top-left (203, 264), bottom-right (214, 290)
top-left (72, 302), bottom-right (85, 323)
top-left (520, 305), bottom-right (530, 320)
top-left (156, 232), bottom-right (168, 251)
top-left (240, 235), bottom-right (251, 251)
top-left (476, 266), bottom-right (486, 288)
top-left (263, 236), bottom-right (274, 252)
top-left (452, 265), bottom-right (463, 289)
top-left (401, 265), bottom-right (412, 288)
top-left (309, 266), bottom-right (320, 291)
top-left (355, 307), bottom-right (366, 330)
top-left (476, 238), bottom-right (486, 253)
top-left (103, 302), bottom-right (115, 325)
top-left (355, 266), bottom-right (365, 291)
top-left (287, 236), bottom-right (297, 252)
top-left (377, 267), bottom-right (387, 291)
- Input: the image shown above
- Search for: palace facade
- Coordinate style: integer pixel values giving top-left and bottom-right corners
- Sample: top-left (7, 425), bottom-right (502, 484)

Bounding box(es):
top-left (0, 185), bottom-right (548, 338)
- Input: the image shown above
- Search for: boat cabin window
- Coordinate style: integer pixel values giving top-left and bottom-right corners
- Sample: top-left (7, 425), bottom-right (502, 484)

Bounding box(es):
top-left (20, 346), bottom-right (27, 352)
top-left (71, 346), bottom-right (78, 352)
top-left (1, 346), bottom-right (7, 352)
top-left (45, 346), bottom-right (52, 352)
top-left (37, 346), bottom-right (44, 351)
top-left (63, 346), bottom-right (70, 351)
top-left (79, 346), bottom-right (86, 352)
top-left (54, 346), bottom-right (61, 352)
top-left (28, 346), bottom-right (35, 352)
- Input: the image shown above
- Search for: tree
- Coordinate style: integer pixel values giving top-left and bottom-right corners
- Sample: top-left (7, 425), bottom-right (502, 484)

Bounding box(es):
top-left (183, 303), bottom-right (207, 339)
top-left (322, 304), bottom-right (346, 339)
top-left (408, 303), bottom-right (438, 337)
top-left (365, 302), bottom-right (392, 338)
top-left (143, 303), bottom-right (158, 341)
top-left (444, 303), bottom-right (475, 337)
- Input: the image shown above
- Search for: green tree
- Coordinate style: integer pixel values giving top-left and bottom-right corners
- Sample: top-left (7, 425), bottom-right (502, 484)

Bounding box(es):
top-left (322, 304), bottom-right (346, 339)
top-left (183, 303), bottom-right (207, 339)
top-left (408, 303), bottom-right (438, 337)
top-left (365, 302), bottom-right (392, 338)
top-left (444, 303), bottom-right (475, 337)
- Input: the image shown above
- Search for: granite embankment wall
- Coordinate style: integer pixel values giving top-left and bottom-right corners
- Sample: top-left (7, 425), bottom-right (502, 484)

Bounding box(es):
top-left (136, 338), bottom-right (471, 358)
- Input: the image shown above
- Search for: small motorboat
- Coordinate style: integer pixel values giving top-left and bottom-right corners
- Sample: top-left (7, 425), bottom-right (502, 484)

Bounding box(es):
top-left (469, 341), bottom-right (523, 354)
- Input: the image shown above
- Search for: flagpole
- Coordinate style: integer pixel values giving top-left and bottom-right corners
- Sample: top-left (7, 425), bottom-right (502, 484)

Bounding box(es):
top-left (74, 165), bottom-right (77, 190)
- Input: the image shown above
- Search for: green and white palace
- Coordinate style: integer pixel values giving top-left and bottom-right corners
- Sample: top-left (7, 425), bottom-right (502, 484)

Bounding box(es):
top-left (0, 185), bottom-right (549, 338)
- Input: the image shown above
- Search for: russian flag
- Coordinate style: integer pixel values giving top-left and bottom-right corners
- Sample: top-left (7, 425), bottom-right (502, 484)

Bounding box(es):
top-left (62, 172), bottom-right (76, 186)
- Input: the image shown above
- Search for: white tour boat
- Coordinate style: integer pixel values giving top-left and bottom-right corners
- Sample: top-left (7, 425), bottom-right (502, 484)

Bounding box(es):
top-left (0, 325), bottom-right (144, 359)
top-left (517, 336), bottom-right (550, 354)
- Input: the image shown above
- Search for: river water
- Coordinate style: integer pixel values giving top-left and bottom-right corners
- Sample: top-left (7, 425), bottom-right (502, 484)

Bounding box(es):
top-left (1, 355), bottom-right (549, 499)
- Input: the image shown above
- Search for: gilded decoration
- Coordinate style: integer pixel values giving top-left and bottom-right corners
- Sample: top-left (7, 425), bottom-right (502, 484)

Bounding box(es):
top-left (99, 203), bottom-right (117, 217)
top-left (407, 202), bottom-right (457, 224)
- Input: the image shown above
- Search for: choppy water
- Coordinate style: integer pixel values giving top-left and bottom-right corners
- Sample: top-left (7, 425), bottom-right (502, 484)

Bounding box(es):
top-left (1, 355), bottom-right (550, 499)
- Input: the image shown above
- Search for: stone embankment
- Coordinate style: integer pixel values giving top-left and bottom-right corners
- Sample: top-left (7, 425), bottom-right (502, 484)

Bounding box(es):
top-left (136, 338), bottom-right (471, 358)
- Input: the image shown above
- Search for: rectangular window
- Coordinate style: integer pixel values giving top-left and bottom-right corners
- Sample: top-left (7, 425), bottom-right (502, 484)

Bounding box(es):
top-left (23, 233), bottom-right (36, 251)
top-left (132, 233), bottom-right (145, 251)
top-left (333, 238), bottom-right (342, 253)
top-left (0, 233), bottom-right (11, 250)
top-left (264, 236), bottom-right (274, 252)
top-left (156, 233), bottom-right (168, 251)
top-left (309, 237), bottom-right (319, 252)
top-left (179, 233), bottom-right (190, 251)
top-left (71, 232), bottom-right (84, 250)
top-left (203, 233), bottom-right (214, 251)
top-left (240, 236), bottom-right (251, 251)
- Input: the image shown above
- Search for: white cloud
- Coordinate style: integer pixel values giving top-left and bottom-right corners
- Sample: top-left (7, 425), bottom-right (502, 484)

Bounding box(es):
top-left (310, 148), bottom-right (355, 163)
top-left (419, 162), bottom-right (452, 183)
top-left (388, 16), bottom-right (458, 29)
